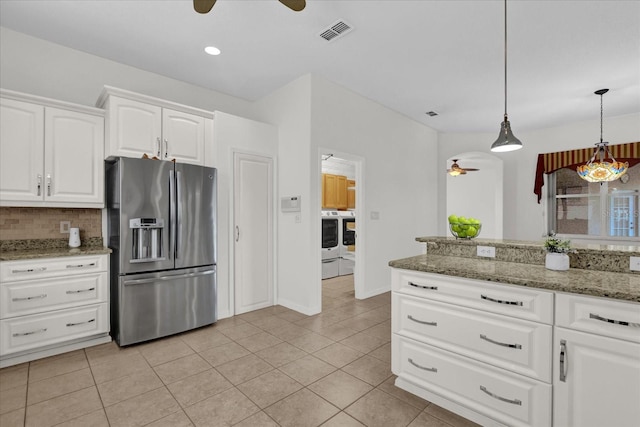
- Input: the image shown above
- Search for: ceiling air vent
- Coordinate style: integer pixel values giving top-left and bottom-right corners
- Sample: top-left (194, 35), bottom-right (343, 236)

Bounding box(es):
top-left (319, 20), bottom-right (353, 42)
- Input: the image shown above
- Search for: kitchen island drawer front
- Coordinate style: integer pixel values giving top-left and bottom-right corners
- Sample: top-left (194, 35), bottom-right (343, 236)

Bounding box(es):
top-left (1, 255), bottom-right (107, 282)
top-left (393, 269), bottom-right (553, 324)
top-left (393, 335), bottom-right (551, 427)
top-left (0, 303), bottom-right (108, 356)
top-left (393, 294), bottom-right (552, 382)
top-left (1, 272), bottom-right (107, 318)
top-left (556, 293), bottom-right (640, 344)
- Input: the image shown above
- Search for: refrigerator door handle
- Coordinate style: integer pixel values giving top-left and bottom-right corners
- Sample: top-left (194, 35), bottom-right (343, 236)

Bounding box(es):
top-left (176, 170), bottom-right (183, 259)
top-left (169, 169), bottom-right (176, 260)
top-left (123, 269), bottom-right (215, 286)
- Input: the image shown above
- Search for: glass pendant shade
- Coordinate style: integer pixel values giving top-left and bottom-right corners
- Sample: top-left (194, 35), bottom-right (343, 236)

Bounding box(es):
top-left (576, 89), bottom-right (628, 183)
top-left (491, 118), bottom-right (523, 152)
top-left (576, 143), bottom-right (629, 182)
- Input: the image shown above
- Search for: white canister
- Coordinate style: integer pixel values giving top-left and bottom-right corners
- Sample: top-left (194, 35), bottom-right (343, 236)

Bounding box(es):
top-left (68, 227), bottom-right (81, 248)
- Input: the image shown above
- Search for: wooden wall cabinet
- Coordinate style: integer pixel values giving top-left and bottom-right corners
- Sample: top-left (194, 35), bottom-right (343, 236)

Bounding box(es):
top-left (322, 173), bottom-right (352, 210)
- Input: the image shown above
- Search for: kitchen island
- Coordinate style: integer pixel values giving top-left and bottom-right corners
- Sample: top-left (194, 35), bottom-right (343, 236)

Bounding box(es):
top-left (389, 237), bottom-right (640, 427)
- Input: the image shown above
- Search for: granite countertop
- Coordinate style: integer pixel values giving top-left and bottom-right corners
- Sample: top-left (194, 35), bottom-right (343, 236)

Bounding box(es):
top-left (389, 254), bottom-right (640, 303)
top-left (0, 238), bottom-right (111, 261)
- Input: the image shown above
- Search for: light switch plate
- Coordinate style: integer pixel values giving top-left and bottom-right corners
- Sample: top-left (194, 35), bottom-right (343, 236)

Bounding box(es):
top-left (477, 246), bottom-right (496, 258)
top-left (630, 256), bottom-right (640, 272)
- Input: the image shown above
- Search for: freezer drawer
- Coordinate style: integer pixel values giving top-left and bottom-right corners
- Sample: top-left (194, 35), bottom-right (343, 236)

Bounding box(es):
top-left (115, 267), bottom-right (216, 346)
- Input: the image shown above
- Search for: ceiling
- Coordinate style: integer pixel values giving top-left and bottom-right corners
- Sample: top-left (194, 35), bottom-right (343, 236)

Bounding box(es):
top-left (1, 0), bottom-right (639, 134)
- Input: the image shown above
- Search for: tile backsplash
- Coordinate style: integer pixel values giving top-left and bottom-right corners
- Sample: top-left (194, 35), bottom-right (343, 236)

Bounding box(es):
top-left (0, 207), bottom-right (102, 240)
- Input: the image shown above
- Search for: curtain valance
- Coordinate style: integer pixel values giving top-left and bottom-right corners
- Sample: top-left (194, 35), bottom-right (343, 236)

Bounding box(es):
top-left (534, 141), bottom-right (640, 203)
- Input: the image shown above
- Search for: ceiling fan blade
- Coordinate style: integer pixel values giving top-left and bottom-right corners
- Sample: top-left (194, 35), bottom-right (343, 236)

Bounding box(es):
top-left (462, 168), bottom-right (480, 172)
top-left (279, 0), bottom-right (306, 12)
top-left (194, 0), bottom-right (216, 14)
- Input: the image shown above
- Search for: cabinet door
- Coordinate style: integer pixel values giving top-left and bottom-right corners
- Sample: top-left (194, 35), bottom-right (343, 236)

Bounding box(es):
top-left (323, 174), bottom-right (338, 209)
top-left (0, 98), bottom-right (44, 203)
top-left (44, 108), bottom-right (104, 206)
top-left (347, 179), bottom-right (356, 209)
top-left (336, 175), bottom-right (348, 209)
top-left (553, 327), bottom-right (640, 427)
top-left (106, 96), bottom-right (161, 159)
top-left (162, 108), bottom-right (205, 165)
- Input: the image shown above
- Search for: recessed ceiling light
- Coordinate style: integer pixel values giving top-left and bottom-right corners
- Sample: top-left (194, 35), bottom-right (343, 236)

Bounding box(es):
top-left (204, 46), bottom-right (221, 56)
top-left (425, 111), bottom-right (439, 117)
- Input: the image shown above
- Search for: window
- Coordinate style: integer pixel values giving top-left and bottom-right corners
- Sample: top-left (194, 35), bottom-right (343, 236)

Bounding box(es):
top-left (548, 163), bottom-right (639, 240)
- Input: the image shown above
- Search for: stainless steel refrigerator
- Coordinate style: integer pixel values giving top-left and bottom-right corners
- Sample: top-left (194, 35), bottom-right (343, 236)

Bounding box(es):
top-left (106, 157), bottom-right (217, 346)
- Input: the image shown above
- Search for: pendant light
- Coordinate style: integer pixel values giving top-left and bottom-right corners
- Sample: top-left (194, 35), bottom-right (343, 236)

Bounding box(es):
top-left (576, 89), bottom-right (629, 182)
top-left (490, 0), bottom-right (523, 152)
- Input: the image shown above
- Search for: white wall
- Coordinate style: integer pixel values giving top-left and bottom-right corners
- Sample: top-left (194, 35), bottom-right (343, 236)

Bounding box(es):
top-left (212, 112), bottom-right (278, 319)
top-left (446, 152), bottom-right (503, 239)
top-left (310, 75), bottom-right (439, 299)
top-left (251, 75), bottom-right (316, 314)
top-left (0, 27), bottom-right (253, 117)
top-left (438, 113), bottom-right (640, 241)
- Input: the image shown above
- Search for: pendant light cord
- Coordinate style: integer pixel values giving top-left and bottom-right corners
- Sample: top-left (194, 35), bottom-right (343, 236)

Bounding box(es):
top-left (599, 92), bottom-right (604, 144)
top-left (504, 0), bottom-right (508, 120)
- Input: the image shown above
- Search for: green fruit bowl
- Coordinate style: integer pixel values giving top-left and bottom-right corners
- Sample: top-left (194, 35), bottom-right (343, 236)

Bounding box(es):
top-left (449, 222), bottom-right (482, 239)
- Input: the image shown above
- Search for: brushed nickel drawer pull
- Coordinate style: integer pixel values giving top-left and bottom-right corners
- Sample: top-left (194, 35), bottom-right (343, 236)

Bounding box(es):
top-left (12, 294), bottom-right (47, 302)
top-left (66, 262), bottom-right (97, 269)
top-left (480, 334), bottom-right (522, 349)
top-left (13, 328), bottom-right (47, 337)
top-left (589, 313), bottom-right (640, 328)
top-left (481, 294), bottom-right (523, 306)
top-left (560, 339), bottom-right (568, 382)
top-left (66, 318), bottom-right (96, 327)
top-left (408, 281), bottom-right (438, 291)
top-left (66, 287), bottom-right (96, 294)
top-left (37, 174), bottom-right (42, 196)
top-left (480, 385), bottom-right (522, 406)
top-left (408, 314), bottom-right (437, 326)
top-left (46, 174), bottom-right (52, 196)
top-left (11, 267), bottom-right (47, 274)
top-left (408, 358), bottom-right (437, 372)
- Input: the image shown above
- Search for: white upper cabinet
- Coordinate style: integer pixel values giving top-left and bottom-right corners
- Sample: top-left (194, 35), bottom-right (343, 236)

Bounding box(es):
top-left (105, 96), bottom-right (162, 158)
top-left (98, 87), bottom-right (213, 166)
top-left (0, 92), bottom-right (104, 208)
top-left (162, 108), bottom-right (205, 165)
top-left (0, 98), bottom-right (44, 203)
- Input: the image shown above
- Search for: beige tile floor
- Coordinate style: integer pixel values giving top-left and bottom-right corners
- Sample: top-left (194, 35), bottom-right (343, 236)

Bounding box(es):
top-left (0, 275), bottom-right (480, 427)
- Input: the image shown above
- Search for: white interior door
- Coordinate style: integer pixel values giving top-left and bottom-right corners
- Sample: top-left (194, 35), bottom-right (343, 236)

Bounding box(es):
top-left (233, 152), bottom-right (273, 314)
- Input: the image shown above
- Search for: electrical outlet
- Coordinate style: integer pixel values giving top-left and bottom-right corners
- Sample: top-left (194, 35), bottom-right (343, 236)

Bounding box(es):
top-left (477, 246), bottom-right (496, 258)
top-left (370, 211), bottom-right (380, 220)
top-left (295, 214), bottom-right (301, 223)
top-left (60, 221), bottom-right (71, 234)
top-left (630, 256), bottom-right (640, 272)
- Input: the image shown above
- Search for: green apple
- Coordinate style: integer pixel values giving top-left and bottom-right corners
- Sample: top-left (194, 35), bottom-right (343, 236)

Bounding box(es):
top-left (467, 226), bottom-right (478, 237)
top-left (448, 215), bottom-right (458, 224)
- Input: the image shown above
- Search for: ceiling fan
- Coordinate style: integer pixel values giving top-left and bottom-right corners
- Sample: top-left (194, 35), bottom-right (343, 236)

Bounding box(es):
top-left (447, 159), bottom-right (479, 176)
top-left (194, 0), bottom-right (306, 14)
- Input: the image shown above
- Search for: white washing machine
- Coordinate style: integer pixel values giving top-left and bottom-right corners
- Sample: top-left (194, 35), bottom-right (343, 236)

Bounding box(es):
top-left (338, 211), bottom-right (356, 276)
top-left (321, 211), bottom-right (340, 279)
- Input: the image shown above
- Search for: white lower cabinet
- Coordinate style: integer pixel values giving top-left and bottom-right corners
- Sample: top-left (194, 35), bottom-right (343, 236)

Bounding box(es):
top-left (553, 294), bottom-right (640, 427)
top-left (392, 268), bottom-right (640, 427)
top-left (0, 254), bottom-right (111, 367)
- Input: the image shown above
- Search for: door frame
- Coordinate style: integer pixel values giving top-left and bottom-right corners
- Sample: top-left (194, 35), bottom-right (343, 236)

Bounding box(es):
top-left (230, 149), bottom-right (277, 315)
top-left (317, 148), bottom-right (365, 302)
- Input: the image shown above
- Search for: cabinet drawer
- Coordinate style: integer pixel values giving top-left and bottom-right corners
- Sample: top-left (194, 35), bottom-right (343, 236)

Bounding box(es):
top-left (0, 303), bottom-right (108, 356)
top-left (1, 272), bottom-right (108, 318)
top-left (393, 293), bottom-right (552, 382)
top-left (393, 335), bottom-right (551, 427)
top-left (0, 255), bottom-right (107, 282)
top-left (392, 269), bottom-right (554, 324)
top-left (556, 293), bottom-right (640, 344)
